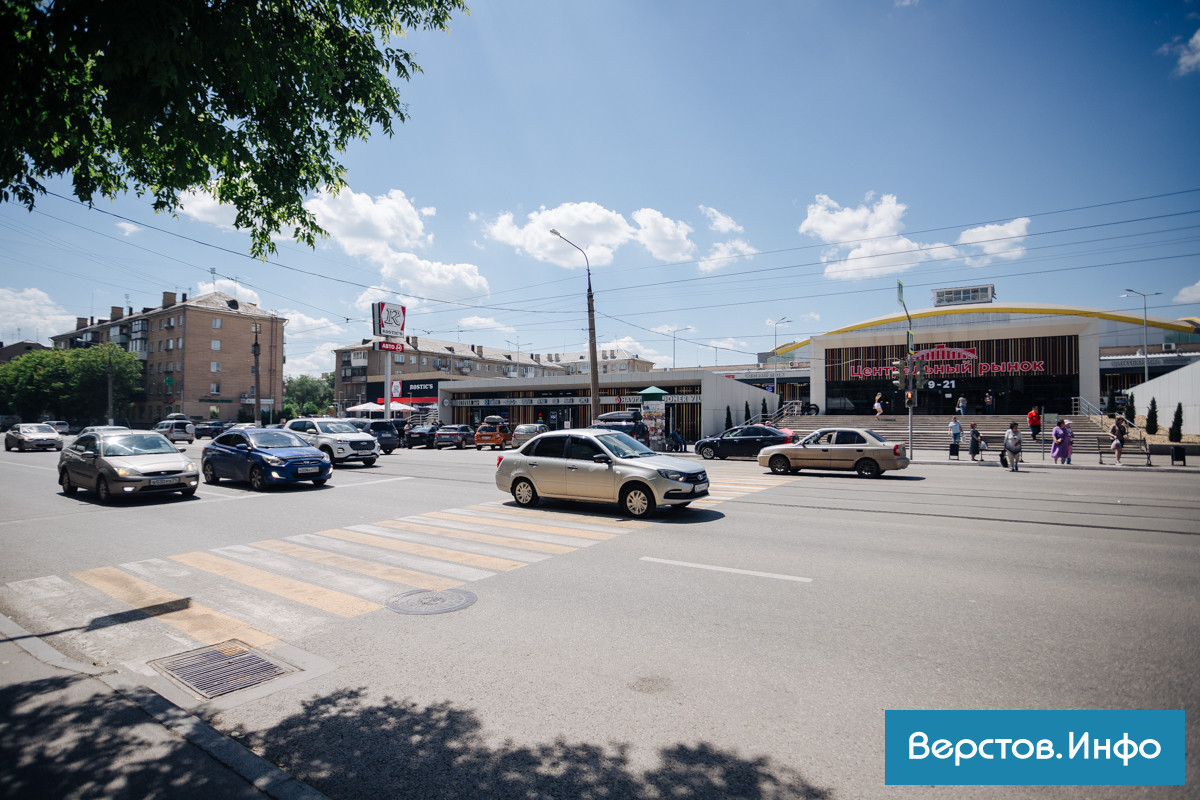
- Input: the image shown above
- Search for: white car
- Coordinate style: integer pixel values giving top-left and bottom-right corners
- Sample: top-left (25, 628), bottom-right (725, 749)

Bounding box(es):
top-left (154, 419), bottom-right (195, 443)
top-left (495, 428), bottom-right (708, 518)
top-left (284, 418), bottom-right (380, 466)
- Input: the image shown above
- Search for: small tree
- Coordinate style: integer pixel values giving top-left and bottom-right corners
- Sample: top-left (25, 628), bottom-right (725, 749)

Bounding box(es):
top-left (1146, 398), bottom-right (1159, 435)
top-left (1124, 393), bottom-right (1136, 423)
top-left (1105, 389), bottom-right (1117, 415)
top-left (744, 401), bottom-right (751, 424)
top-left (724, 406), bottom-right (733, 431)
top-left (761, 397), bottom-right (769, 420)
top-left (1168, 403), bottom-right (1184, 443)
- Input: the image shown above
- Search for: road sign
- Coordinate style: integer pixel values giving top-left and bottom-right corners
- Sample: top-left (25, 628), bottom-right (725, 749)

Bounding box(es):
top-left (372, 302), bottom-right (406, 337)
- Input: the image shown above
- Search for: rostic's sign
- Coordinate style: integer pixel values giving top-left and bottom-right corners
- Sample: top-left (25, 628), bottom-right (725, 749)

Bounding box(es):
top-left (372, 302), bottom-right (406, 337)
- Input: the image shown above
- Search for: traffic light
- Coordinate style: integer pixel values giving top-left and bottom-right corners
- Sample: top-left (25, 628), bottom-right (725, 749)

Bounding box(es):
top-left (891, 359), bottom-right (905, 390)
top-left (914, 359), bottom-right (927, 380)
top-left (905, 390), bottom-right (915, 408)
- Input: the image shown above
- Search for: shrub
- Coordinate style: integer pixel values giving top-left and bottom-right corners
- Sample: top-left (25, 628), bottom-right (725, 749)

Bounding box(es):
top-left (744, 401), bottom-right (751, 424)
top-left (725, 406), bottom-right (733, 430)
top-left (1146, 398), bottom-right (1159, 435)
top-left (1124, 393), bottom-right (1136, 423)
top-left (1168, 403), bottom-right (1183, 443)
top-left (1105, 390), bottom-right (1117, 415)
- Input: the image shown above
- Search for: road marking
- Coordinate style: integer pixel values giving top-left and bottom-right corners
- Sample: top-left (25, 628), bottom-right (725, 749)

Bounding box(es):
top-left (169, 552), bottom-right (381, 617)
top-left (71, 566), bottom-right (277, 646)
top-left (375, 518), bottom-right (577, 554)
top-left (312, 528), bottom-right (528, 572)
top-left (470, 503), bottom-right (651, 530)
top-left (638, 557), bottom-right (813, 583)
top-left (250, 538), bottom-right (464, 591)
top-left (423, 509), bottom-right (618, 540)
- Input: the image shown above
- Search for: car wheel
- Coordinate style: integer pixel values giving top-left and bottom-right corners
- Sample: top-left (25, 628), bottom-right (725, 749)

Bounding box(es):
top-left (476, 445), bottom-right (483, 450)
top-left (456, 440), bottom-right (464, 449)
top-left (621, 483), bottom-right (655, 518)
top-left (499, 441), bottom-right (506, 451)
top-left (202, 462), bottom-right (220, 484)
top-left (56, 443), bottom-right (63, 451)
top-left (512, 478), bottom-right (539, 507)
top-left (18, 441), bottom-right (25, 451)
top-left (180, 487), bottom-right (197, 498)
top-left (383, 448), bottom-right (394, 455)
top-left (60, 469), bottom-right (78, 495)
top-left (769, 455), bottom-right (792, 476)
top-left (96, 477), bottom-right (113, 504)
top-left (855, 458), bottom-right (881, 479)
top-left (249, 466), bottom-right (269, 492)
top-left (667, 502), bottom-right (691, 511)
top-left (361, 457), bottom-right (377, 467)
top-left (3, 442), bottom-right (8, 451)
top-left (320, 446), bottom-right (336, 464)
top-left (698, 445), bottom-right (716, 460)
top-left (312, 479), bottom-right (328, 487)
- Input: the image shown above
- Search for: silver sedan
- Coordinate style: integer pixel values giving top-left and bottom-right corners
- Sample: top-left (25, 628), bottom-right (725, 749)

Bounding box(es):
top-left (58, 430), bottom-right (199, 502)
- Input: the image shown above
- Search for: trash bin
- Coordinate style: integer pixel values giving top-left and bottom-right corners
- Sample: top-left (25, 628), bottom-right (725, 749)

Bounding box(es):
top-left (1170, 446), bottom-right (1186, 466)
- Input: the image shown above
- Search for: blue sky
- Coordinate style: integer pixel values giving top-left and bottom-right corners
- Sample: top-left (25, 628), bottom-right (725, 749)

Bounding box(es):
top-left (3, 0), bottom-right (1199, 376)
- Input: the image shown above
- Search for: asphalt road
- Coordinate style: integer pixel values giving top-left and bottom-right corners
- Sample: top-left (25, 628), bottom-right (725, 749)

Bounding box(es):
top-left (0, 441), bottom-right (1196, 799)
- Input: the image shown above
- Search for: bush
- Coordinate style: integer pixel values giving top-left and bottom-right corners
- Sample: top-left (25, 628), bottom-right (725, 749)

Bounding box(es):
top-left (1105, 390), bottom-right (1117, 415)
top-left (1168, 403), bottom-right (1183, 443)
top-left (1146, 398), bottom-right (1159, 435)
top-left (725, 406), bottom-right (733, 431)
top-left (744, 401), bottom-right (751, 424)
top-left (1124, 393), bottom-right (1136, 423)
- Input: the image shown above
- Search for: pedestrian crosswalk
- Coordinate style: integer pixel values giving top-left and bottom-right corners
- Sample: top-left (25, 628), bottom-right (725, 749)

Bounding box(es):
top-left (0, 472), bottom-right (795, 675)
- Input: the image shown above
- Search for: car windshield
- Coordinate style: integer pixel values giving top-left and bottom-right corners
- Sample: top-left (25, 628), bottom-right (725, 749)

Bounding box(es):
top-left (316, 421), bottom-right (358, 433)
top-left (100, 433), bottom-right (179, 456)
top-left (595, 431), bottom-right (655, 458)
top-left (246, 429), bottom-right (308, 449)
top-left (22, 424), bottom-right (55, 434)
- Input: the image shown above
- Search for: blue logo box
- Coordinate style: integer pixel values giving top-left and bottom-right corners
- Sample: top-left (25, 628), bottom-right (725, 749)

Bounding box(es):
top-left (885, 710), bottom-right (1184, 785)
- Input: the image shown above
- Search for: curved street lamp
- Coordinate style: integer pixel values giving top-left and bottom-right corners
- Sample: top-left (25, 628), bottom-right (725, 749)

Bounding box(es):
top-left (551, 229), bottom-right (601, 424)
top-left (767, 316), bottom-right (791, 396)
top-left (1120, 289), bottom-right (1162, 385)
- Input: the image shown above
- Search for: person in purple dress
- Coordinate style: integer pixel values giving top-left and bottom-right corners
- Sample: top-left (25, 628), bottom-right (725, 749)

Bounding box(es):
top-left (1051, 419), bottom-right (1069, 464)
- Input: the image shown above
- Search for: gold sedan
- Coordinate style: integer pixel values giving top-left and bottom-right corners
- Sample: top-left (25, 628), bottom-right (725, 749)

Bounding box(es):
top-left (757, 428), bottom-right (909, 478)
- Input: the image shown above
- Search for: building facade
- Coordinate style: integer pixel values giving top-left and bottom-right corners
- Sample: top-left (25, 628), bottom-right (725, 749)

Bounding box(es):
top-left (51, 291), bottom-right (286, 424)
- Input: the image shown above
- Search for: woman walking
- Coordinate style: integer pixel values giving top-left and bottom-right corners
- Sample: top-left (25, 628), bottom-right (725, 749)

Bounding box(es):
top-left (969, 422), bottom-right (983, 462)
top-left (874, 392), bottom-right (884, 419)
top-left (1004, 421), bottom-right (1023, 472)
top-left (1051, 418), bottom-right (1069, 464)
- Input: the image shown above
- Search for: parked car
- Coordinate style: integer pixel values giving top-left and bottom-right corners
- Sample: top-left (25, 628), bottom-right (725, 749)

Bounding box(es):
top-left (58, 430), bottom-right (199, 502)
top-left (757, 427), bottom-right (909, 478)
top-left (154, 419), bottom-right (196, 443)
top-left (474, 417), bottom-right (513, 450)
top-left (346, 419), bottom-right (401, 454)
top-left (403, 424), bottom-right (439, 449)
top-left (693, 425), bottom-right (796, 460)
top-left (5, 423), bottom-right (63, 452)
top-left (193, 421), bottom-right (225, 439)
top-left (590, 410), bottom-right (649, 444)
top-left (495, 428), bottom-right (708, 518)
top-left (284, 418), bottom-right (380, 466)
top-left (201, 428), bottom-right (332, 490)
top-left (434, 424), bottom-right (476, 449)
top-left (511, 423), bottom-right (549, 448)
top-left (44, 420), bottom-right (70, 435)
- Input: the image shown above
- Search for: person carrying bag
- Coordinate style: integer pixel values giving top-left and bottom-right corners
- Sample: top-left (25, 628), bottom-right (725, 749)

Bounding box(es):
top-left (1004, 422), bottom-right (1023, 472)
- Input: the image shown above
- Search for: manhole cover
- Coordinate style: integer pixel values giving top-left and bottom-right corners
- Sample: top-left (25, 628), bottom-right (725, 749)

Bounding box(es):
top-left (150, 640), bottom-right (294, 699)
top-left (386, 588), bottom-right (477, 615)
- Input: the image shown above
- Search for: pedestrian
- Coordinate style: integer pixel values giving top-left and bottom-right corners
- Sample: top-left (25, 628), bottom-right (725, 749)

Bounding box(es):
top-left (969, 421), bottom-right (983, 461)
top-left (873, 392), bottom-right (883, 419)
top-left (1062, 419), bottom-right (1073, 464)
top-left (956, 395), bottom-right (967, 416)
top-left (1051, 418), bottom-right (1069, 464)
top-left (1109, 416), bottom-right (1127, 465)
top-left (1027, 406), bottom-right (1042, 441)
top-left (948, 416), bottom-right (962, 445)
top-left (1004, 421), bottom-right (1023, 472)
top-left (984, 391), bottom-right (995, 415)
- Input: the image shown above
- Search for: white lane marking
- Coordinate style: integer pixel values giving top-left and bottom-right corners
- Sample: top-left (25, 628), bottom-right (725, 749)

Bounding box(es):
top-left (639, 557), bottom-right (813, 583)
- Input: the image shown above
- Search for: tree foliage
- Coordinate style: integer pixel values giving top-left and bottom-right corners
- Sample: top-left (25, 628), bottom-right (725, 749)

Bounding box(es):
top-left (1146, 397), bottom-right (1159, 435)
top-left (724, 406), bottom-right (733, 431)
top-left (1124, 392), bottom-right (1136, 423)
top-left (1168, 403), bottom-right (1184, 443)
top-left (284, 374), bottom-right (333, 411)
top-left (0, 345), bottom-right (142, 423)
top-left (1, 0), bottom-right (468, 257)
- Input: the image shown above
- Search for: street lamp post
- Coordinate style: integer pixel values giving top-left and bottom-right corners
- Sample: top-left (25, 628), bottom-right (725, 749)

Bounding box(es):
top-left (1121, 289), bottom-right (1162, 384)
top-left (550, 229), bottom-right (601, 425)
top-left (666, 325), bottom-right (694, 369)
top-left (768, 317), bottom-right (791, 396)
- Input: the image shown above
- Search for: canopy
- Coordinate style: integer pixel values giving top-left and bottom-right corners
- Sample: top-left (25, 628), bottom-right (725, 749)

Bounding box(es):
top-left (385, 401), bottom-right (416, 412)
top-left (346, 402), bottom-right (383, 412)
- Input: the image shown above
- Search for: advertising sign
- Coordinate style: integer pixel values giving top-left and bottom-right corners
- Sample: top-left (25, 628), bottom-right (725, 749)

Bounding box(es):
top-left (372, 302), bottom-right (406, 337)
top-left (374, 341), bottom-right (404, 352)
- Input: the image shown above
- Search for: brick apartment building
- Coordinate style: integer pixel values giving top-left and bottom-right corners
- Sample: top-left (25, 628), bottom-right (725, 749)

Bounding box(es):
top-left (51, 291), bottom-right (286, 424)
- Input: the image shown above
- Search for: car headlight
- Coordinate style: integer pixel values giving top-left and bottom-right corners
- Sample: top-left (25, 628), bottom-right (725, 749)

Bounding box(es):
top-left (320, 451), bottom-right (331, 462)
top-left (184, 462), bottom-right (198, 473)
top-left (115, 467), bottom-right (143, 478)
top-left (261, 454), bottom-right (285, 466)
top-left (656, 469), bottom-right (689, 482)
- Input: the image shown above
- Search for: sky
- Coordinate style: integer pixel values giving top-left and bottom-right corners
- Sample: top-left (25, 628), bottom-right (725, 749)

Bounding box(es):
top-left (3, 0), bottom-right (1200, 377)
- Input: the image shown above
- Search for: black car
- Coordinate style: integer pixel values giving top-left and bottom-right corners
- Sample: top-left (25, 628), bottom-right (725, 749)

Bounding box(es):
top-left (693, 425), bottom-right (796, 460)
top-left (194, 421), bottom-right (225, 439)
top-left (348, 419), bottom-right (400, 454)
top-left (434, 424), bottom-right (475, 449)
top-left (404, 425), bottom-right (438, 448)
top-left (590, 410), bottom-right (649, 444)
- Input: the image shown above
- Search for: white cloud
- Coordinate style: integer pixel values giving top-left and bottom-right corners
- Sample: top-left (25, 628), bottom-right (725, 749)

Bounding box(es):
top-left (116, 222), bottom-right (140, 236)
top-left (284, 340), bottom-right (343, 378)
top-left (631, 208), bottom-right (696, 262)
top-left (178, 190), bottom-right (239, 230)
top-left (0, 287), bottom-right (76, 345)
top-left (197, 279), bottom-right (261, 305)
top-left (894, 0), bottom-right (919, 7)
top-left (600, 335), bottom-right (666, 367)
top-left (706, 337), bottom-right (750, 353)
top-left (1174, 279), bottom-right (1200, 304)
top-left (279, 310), bottom-right (346, 338)
top-left (956, 218), bottom-right (1030, 266)
top-left (699, 205), bottom-right (744, 234)
top-left (487, 202), bottom-right (635, 267)
top-left (459, 315), bottom-right (515, 333)
top-left (1159, 28), bottom-right (1200, 76)
top-left (701, 239), bottom-right (760, 273)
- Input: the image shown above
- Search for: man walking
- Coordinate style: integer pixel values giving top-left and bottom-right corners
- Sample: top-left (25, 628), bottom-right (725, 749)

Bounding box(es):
top-left (1027, 406), bottom-right (1042, 441)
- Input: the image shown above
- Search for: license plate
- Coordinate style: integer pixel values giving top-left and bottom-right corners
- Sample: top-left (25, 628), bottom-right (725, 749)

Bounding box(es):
top-left (693, 482), bottom-right (708, 493)
top-left (297, 466), bottom-right (320, 474)
top-left (149, 478), bottom-right (177, 486)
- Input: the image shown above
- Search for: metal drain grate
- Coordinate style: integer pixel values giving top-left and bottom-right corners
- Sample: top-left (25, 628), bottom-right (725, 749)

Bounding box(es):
top-left (150, 640), bottom-right (294, 699)
top-left (386, 588), bottom-right (477, 615)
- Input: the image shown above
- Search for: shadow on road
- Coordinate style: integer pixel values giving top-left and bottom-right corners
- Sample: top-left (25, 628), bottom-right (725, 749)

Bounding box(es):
top-left (253, 687), bottom-right (833, 800)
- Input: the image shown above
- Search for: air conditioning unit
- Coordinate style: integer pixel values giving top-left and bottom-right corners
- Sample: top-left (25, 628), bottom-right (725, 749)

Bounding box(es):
top-left (1163, 342), bottom-right (1177, 352)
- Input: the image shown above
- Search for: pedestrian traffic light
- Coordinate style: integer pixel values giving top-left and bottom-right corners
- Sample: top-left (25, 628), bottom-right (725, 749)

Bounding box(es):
top-left (891, 359), bottom-right (905, 389)
top-left (905, 390), bottom-right (915, 408)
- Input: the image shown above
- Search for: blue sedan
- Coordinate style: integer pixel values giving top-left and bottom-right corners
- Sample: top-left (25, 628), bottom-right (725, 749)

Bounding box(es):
top-left (201, 428), bottom-right (331, 490)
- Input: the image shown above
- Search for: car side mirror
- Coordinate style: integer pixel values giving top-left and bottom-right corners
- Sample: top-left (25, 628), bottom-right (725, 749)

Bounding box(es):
top-left (177, 447), bottom-right (187, 453)
top-left (236, 443), bottom-right (249, 451)
top-left (592, 454), bottom-right (612, 464)
top-left (81, 450), bottom-right (97, 458)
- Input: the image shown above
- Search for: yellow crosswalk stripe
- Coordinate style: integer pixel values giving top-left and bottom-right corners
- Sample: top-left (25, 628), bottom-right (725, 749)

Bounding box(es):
top-left (250, 539), bottom-right (463, 591)
top-left (375, 519), bottom-right (576, 555)
top-left (169, 552), bottom-right (381, 617)
top-left (71, 566), bottom-right (275, 647)
top-left (466, 504), bottom-right (650, 529)
top-left (423, 510), bottom-right (617, 540)
top-left (314, 528), bottom-right (527, 572)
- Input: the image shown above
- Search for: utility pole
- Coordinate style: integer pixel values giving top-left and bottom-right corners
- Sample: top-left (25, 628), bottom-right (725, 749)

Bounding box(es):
top-left (251, 323), bottom-right (262, 426)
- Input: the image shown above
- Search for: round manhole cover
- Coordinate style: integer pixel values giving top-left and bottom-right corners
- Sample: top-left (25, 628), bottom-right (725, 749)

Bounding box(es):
top-left (386, 588), bottom-right (478, 615)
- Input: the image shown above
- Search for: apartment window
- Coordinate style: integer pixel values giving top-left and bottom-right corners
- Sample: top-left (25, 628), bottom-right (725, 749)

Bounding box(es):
top-left (210, 383), bottom-right (220, 395)
top-left (211, 362), bottom-right (221, 373)
top-left (409, 355), bottom-right (416, 364)
top-left (211, 340), bottom-right (222, 351)
top-left (177, 337), bottom-right (183, 349)
top-left (212, 318), bottom-right (222, 329)
top-left (250, 364), bottom-right (256, 375)
top-left (421, 357), bottom-right (428, 366)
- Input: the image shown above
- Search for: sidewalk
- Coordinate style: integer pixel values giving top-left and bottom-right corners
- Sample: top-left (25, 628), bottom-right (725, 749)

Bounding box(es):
top-left (0, 614), bottom-right (327, 800)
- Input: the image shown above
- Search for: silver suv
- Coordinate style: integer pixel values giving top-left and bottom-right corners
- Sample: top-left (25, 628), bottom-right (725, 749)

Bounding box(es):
top-left (285, 418), bottom-right (380, 466)
top-left (494, 428), bottom-right (709, 518)
top-left (154, 419), bottom-right (195, 443)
